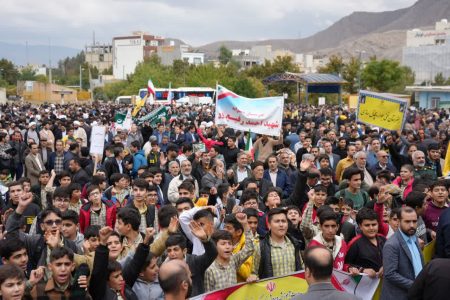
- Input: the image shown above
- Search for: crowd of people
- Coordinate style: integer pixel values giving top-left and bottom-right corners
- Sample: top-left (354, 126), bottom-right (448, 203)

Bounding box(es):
top-left (0, 100), bottom-right (448, 300)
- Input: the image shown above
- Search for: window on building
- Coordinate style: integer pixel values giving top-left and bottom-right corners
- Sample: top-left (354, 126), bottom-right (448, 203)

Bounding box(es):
top-left (430, 97), bottom-right (440, 108)
top-left (193, 57), bottom-right (202, 65)
top-left (99, 54), bottom-right (104, 62)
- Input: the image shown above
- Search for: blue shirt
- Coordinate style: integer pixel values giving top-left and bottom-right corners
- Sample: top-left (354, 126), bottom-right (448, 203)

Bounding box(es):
top-left (399, 230), bottom-right (423, 277)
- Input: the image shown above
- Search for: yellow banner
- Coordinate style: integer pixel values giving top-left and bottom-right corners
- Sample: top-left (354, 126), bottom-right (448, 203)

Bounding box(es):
top-left (443, 145), bottom-right (450, 177)
top-left (357, 91), bottom-right (407, 131)
top-left (423, 240), bottom-right (436, 264)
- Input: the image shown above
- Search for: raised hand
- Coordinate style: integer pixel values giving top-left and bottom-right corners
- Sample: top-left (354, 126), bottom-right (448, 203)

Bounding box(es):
top-left (17, 192), bottom-right (33, 214)
top-left (99, 226), bottom-right (113, 246)
top-left (44, 230), bottom-right (61, 249)
top-left (144, 227), bottom-right (156, 245)
top-left (307, 189), bottom-right (315, 203)
top-left (168, 216), bottom-right (179, 233)
top-left (189, 221), bottom-right (208, 242)
top-left (299, 159), bottom-right (312, 172)
top-left (377, 186), bottom-right (389, 204)
top-left (235, 212), bottom-right (249, 232)
top-left (159, 152), bottom-right (167, 166)
top-left (29, 266), bottom-right (46, 286)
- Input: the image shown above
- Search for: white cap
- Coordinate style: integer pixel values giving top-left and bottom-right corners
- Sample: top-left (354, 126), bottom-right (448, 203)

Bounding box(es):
top-left (74, 121), bottom-right (81, 126)
top-left (206, 121), bottom-right (214, 127)
top-left (200, 121), bottom-right (207, 126)
top-left (29, 122), bottom-right (36, 127)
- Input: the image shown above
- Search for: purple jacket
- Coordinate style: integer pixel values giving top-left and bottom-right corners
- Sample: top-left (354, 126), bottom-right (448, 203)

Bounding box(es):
top-left (423, 201), bottom-right (447, 232)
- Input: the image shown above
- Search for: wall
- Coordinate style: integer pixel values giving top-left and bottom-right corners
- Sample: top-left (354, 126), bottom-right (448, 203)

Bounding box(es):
top-left (113, 37), bottom-right (144, 80)
top-left (417, 91), bottom-right (450, 108)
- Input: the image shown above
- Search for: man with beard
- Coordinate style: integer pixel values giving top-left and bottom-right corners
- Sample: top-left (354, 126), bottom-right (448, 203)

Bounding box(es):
top-left (412, 151), bottom-right (436, 180)
top-left (381, 207), bottom-right (424, 300)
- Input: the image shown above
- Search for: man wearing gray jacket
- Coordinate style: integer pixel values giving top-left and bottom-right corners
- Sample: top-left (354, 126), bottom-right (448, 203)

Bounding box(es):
top-left (381, 206), bottom-right (424, 300)
top-left (291, 246), bottom-right (360, 300)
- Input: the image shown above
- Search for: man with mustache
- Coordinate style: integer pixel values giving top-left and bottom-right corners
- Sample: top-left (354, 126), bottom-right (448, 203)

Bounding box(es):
top-left (381, 206), bottom-right (424, 300)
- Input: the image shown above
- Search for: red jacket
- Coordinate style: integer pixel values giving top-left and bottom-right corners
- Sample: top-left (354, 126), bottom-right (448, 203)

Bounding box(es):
top-left (392, 176), bottom-right (414, 200)
top-left (79, 200), bottom-right (116, 233)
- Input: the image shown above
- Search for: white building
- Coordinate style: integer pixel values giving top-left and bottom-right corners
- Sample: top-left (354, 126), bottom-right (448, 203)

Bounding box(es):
top-left (157, 43), bottom-right (204, 66)
top-left (403, 19), bottom-right (450, 84)
top-left (113, 32), bottom-right (164, 80)
top-left (85, 44), bottom-right (113, 72)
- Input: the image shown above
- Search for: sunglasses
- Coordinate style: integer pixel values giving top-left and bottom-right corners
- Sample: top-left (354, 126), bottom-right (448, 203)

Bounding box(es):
top-left (43, 219), bottom-right (62, 226)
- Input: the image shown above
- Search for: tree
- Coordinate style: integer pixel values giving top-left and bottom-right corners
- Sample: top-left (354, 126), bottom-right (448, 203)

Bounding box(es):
top-left (434, 72), bottom-right (446, 85)
top-left (361, 58), bottom-right (414, 92)
top-left (318, 54), bottom-right (345, 75)
top-left (19, 67), bottom-right (37, 81)
top-left (342, 56), bottom-right (362, 94)
top-left (218, 46), bottom-right (232, 65)
top-left (0, 59), bottom-right (19, 85)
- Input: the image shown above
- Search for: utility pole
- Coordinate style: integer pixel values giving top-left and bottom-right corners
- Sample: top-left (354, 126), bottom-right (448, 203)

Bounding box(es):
top-left (356, 50), bottom-right (366, 92)
top-left (79, 65), bottom-right (84, 90)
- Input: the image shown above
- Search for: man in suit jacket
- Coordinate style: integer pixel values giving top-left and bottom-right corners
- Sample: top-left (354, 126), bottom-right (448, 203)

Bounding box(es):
top-left (323, 141), bottom-right (340, 171)
top-left (170, 125), bottom-right (186, 146)
top-left (408, 258), bottom-right (450, 300)
top-left (184, 125), bottom-right (199, 145)
top-left (381, 207), bottom-right (425, 300)
top-left (292, 246), bottom-right (361, 300)
top-left (24, 142), bottom-right (45, 186)
top-left (263, 154), bottom-right (291, 198)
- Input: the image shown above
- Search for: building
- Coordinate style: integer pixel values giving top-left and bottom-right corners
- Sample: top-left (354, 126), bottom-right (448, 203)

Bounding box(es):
top-left (157, 43), bottom-right (204, 66)
top-left (85, 44), bottom-right (113, 72)
top-left (113, 32), bottom-right (165, 80)
top-left (17, 81), bottom-right (81, 104)
top-left (402, 19), bottom-right (450, 84)
top-left (405, 85), bottom-right (450, 109)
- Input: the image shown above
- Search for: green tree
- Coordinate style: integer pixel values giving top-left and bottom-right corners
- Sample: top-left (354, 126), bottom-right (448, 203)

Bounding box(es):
top-left (218, 46), bottom-right (232, 65)
top-left (0, 59), bottom-right (19, 85)
top-left (434, 72), bottom-right (446, 85)
top-left (318, 54), bottom-right (345, 75)
top-left (19, 67), bottom-right (37, 81)
top-left (342, 56), bottom-right (362, 94)
top-left (361, 58), bottom-right (414, 92)
top-left (34, 74), bottom-right (48, 83)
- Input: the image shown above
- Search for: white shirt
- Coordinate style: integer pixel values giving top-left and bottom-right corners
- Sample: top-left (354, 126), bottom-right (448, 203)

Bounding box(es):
top-left (236, 167), bottom-right (249, 183)
top-left (269, 169), bottom-right (278, 187)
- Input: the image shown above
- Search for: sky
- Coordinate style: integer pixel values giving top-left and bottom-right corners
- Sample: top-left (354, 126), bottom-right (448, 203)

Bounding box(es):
top-left (0, 0), bottom-right (417, 49)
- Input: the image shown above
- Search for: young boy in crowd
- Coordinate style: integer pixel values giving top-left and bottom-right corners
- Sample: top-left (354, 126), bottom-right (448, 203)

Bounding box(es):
top-left (423, 181), bottom-right (448, 240)
top-left (223, 214), bottom-right (253, 282)
top-left (286, 205), bottom-right (305, 244)
top-left (204, 213), bottom-right (254, 292)
top-left (83, 225), bottom-right (101, 253)
top-left (345, 208), bottom-right (386, 278)
top-left (30, 247), bottom-right (88, 298)
top-left (308, 209), bottom-right (348, 271)
top-left (300, 184), bottom-right (328, 242)
top-left (79, 184), bottom-right (116, 234)
top-left (243, 208), bottom-right (260, 242)
top-left (115, 207), bottom-right (143, 257)
top-left (165, 225), bottom-right (217, 296)
top-left (61, 210), bottom-right (84, 252)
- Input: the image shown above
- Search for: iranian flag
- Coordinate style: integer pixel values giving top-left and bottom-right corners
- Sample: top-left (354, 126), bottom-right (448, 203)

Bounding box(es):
top-left (147, 79), bottom-right (155, 97)
top-left (245, 131), bottom-right (254, 160)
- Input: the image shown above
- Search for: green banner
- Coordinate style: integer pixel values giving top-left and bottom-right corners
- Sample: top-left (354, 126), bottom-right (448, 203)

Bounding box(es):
top-left (114, 112), bottom-right (126, 125)
top-left (135, 106), bottom-right (168, 125)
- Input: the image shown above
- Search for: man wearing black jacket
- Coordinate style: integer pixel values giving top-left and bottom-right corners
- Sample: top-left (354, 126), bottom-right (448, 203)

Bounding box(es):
top-left (165, 223), bottom-right (217, 296)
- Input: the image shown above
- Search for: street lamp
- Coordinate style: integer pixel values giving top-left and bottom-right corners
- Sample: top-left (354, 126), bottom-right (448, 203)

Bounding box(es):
top-left (79, 65), bottom-right (85, 90)
top-left (355, 50), bottom-right (366, 92)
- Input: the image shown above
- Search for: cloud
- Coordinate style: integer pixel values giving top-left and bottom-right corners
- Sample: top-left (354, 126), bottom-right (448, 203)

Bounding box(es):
top-left (0, 0), bottom-right (416, 48)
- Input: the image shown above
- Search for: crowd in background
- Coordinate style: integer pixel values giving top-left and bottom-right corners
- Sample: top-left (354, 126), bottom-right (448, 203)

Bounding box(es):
top-left (0, 100), bottom-right (448, 299)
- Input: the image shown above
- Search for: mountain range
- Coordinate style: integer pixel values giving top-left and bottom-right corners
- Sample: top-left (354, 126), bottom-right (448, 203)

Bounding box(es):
top-left (1, 0), bottom-right (450, 66)
top-left (196, 0), bottom-right (450, 60)
top-left (0, 41), bottom-right (80, 67)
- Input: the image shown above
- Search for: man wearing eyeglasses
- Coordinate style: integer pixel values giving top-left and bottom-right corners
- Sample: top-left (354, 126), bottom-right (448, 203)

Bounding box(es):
top-left (368, 150), bottom-right (397, 180)
top-left (5, 190), bottom-right (79, 270)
